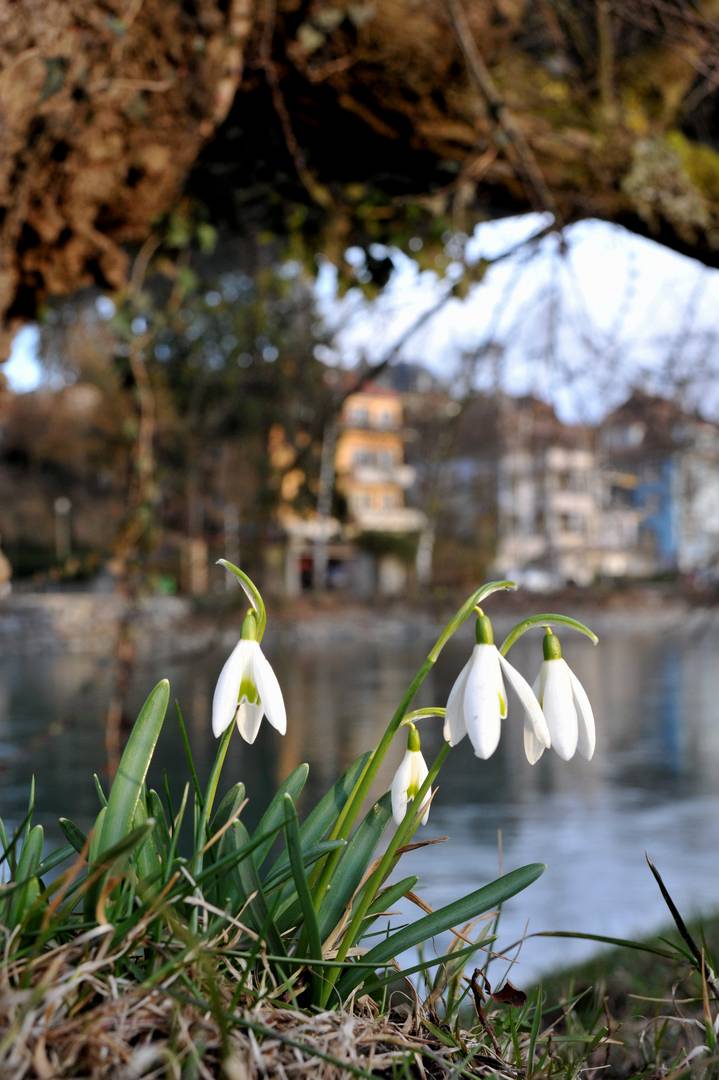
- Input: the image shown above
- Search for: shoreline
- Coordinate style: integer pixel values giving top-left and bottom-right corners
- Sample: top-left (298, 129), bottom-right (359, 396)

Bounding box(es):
top-left (0, 586), bottom-right (717, 657)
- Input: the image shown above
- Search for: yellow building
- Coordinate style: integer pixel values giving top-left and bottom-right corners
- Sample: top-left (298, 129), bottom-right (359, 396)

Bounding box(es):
top-left (335, 386), bottom-right (423, 532)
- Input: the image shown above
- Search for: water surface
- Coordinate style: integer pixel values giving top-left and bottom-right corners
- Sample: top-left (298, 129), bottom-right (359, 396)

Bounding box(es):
top-left (1, 618), bottom-right (718, 984)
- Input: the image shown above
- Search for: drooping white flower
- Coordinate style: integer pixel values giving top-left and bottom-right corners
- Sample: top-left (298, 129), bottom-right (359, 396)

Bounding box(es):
top-left (526, 631), bottom-right (595, 763)
top-left (212, 612), bottom-right (286, 744)
top-left (390, 725), bottom-right (432, 826)
top-left (444, 614), bottom-right (551, 760)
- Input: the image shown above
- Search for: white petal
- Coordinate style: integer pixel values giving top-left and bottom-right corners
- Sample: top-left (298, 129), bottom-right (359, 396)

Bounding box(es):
top-left (236, 702), bottom-right (264, 744)
top-left (250, 644), bottom-right (287, 735)
top-left (524, 720), bottom-right (545, 764)
top-left (542, 658), bottom-right (577, 760)
top-left (463, 645), bottom-right (502, 759)
top-left (212, 640), bottom-right (251, 737)
top-left (391, 751), bottom-right (413, 825)
top-left (236, 699), bottom-right (264, 743)
top-left (444, 654), bottom-right (472, 745)
top-left (499, 653), bottom-right (551, 749)
top-left (409, 750), bottom-right (431, 826)
top-left (569, 668), bottom-right (596, 760)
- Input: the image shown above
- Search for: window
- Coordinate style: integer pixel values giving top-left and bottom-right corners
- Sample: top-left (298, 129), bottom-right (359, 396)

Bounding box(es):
top-left (348, 407), bottom-right (369, 426)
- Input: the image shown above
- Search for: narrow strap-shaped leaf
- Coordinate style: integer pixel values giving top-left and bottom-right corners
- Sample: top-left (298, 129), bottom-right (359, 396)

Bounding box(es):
top-left (268, 752), bottom-right (371, 883)
top-left (317, 793), bottom-right (392, 943)
top-left (283, 795), bottom-right (323, 1002)
top-left (365, 876), bottom-right (417, 921)
top-left (251, 763), bottom-right (309, 870)
top-left (24, 776), bottom-right (36, 844)
top-left (147, 790), bottom-right (171, 848)
top-left (93, 773), bottom-right (108, 808)
top-left (38, 844), bottom-right (75, 877)
top-left (8, 824), bottom-right (44, 928)
top-left (263, 840), bottom-right (346, 893)
top-left (88, 806), bottom-right (107, 865)
top-left (165, 783), bottom-right (190, 881)
top-left (58, 817), bottom-right (87, 854)
top-left (337, 863), bottom-right (545, 999)
top-left (98, 679), bottom-right (170, 856)
top-left (222, 820), bottom-right (287, 959)
top-left (132, 796), bottom-right (162, 884)
top-left (210, 782), bottom-right (246, 834)
top-left (93, 820), bottom-right (157, 869)
top-left (175, 699), bottom-right (203, 804)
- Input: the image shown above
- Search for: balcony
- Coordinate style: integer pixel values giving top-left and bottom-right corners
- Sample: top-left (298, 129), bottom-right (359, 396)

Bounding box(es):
top-left (352, 463), bottom-right (416, 488)
top-left (353, 506), bottom-right (427, 533)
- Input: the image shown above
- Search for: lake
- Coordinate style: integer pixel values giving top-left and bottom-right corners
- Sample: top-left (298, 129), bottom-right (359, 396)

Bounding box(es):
top-left (2, 609), bottom-right (719, 986)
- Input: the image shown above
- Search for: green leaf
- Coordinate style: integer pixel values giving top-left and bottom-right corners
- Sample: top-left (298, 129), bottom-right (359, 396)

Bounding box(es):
top-left (58, 817), bottom-right (87, 854)
top-left (268, 752), bottom-right (371, 883)
top-left (88, 807), bottom-right (107, 864)
top-left (165, 783), bottom-right (189, 873)
top-left (8, 825), bottom-right (44, 928)
top-left (222, 820), bottom-right (287, 960)
top-left (132, 796), bottom-right (162, 885)
top-left (317, 793), bottom-right (392, 943)
top-left (365, 875), bottom-right (417, 921)
top-left (337, 863), bottom-right (545, 998)
top-left (283, 795), bottom-right (323, 1001)
top-left (93, 820), bottom-right (157, 870)
top-left (175, 700), bottom-right (203, 805)
top-left (251, 764), bottom-right (309, 870)
top-left (38, 844), bottom-right (75, 877)
top-left (93, 773), bottom-right (108, 808)
top-left (210, 782), bottom-right (246, 835)
top-left (528, 929), bottom-right (677, 961)
top-left (98, 679), bottom-right (169, 856)
top-left (263, 840), bottom-right (347, 893)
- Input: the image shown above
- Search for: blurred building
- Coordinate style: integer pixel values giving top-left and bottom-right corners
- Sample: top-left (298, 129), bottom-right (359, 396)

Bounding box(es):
top-left (492, 397), bottom-right (600, 588)
top-left (273, 383), bottom-right (428, 597)
top-left (600, 391), bottom-right (719, 577)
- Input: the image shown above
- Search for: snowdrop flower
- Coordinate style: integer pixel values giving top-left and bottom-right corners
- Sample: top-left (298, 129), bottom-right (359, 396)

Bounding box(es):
top-left (444, 613), bottom-right (550, 760)
top-left (212, 610), bottom-right (286, 744)
top-left (525, 631), bottom-right (595, 764)
top-left (391, 725), bottom-right (432, 826)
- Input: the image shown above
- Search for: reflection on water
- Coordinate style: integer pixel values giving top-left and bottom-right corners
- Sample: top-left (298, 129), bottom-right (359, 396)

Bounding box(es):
top-left (1, 621), bottom-right (719, 982)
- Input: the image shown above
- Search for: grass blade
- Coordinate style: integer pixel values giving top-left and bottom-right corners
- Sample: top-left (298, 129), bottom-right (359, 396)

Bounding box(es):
top-left (283, 794), bottom-right (323, 1002)
top-left (98, 679), bottom-right (169, 855)
top-left (251, 763), bottom-right (309, 870)
top-left (337, 863), bottom-right (545, 998)
top-left (317, 793), bottom-right (392, 943)
top-left (58, 817), bottom-right (87, 854)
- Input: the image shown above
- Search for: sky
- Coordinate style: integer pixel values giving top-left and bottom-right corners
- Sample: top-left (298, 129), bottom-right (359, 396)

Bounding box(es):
top-left (7, 213), bottom-right (719, 422)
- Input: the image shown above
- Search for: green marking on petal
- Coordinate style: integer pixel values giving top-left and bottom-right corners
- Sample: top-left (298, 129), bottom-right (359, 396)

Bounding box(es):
top-left (239, 676), bottom-right (259, 705)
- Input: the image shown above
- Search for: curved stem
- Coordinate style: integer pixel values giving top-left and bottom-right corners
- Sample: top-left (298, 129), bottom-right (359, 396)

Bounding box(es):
top-left (320, 741), bottom-right (451, 1007)
top-left (500, 612), bottom-right (598, 657)
top-left (217, 559), bottom-right (268, 641)
top-left (400, 707), bottom-right (446, 727)
top-left (312, 581), bottom-right (515, 905)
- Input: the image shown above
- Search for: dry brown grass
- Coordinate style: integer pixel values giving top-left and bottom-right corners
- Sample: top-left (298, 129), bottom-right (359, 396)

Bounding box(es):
top-left (0, 935), bottom-right (479, 1080)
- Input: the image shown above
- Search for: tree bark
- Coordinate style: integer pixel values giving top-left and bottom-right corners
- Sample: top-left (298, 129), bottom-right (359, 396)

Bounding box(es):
top-left (3, 0), bottom-right (719, 353)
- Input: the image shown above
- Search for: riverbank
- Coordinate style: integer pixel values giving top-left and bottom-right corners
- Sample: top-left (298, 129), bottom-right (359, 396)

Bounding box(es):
top-left (1, 584), bottom-right (717, 656)
top-left (3, 912), bottom-right (716, 1078)
top-left (0, 583), bottom-right (712, 656)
